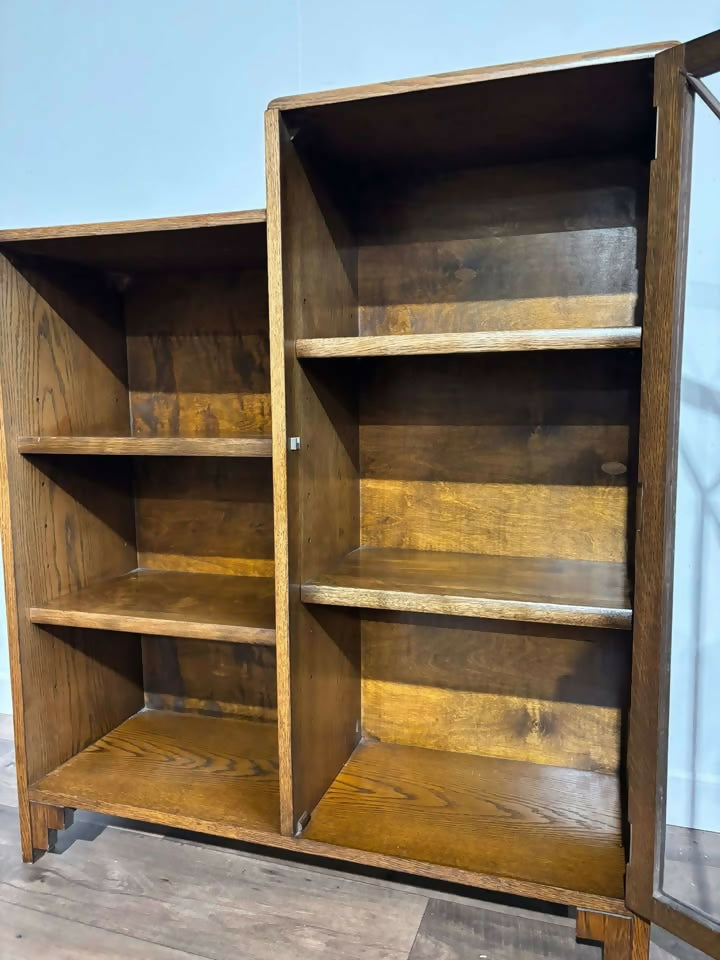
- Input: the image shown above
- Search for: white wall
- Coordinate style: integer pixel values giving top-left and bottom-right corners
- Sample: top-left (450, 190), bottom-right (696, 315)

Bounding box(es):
top-left (666, 80), bottom-right (720, 833)
top-left (0, 3), bottom-right (718, 835)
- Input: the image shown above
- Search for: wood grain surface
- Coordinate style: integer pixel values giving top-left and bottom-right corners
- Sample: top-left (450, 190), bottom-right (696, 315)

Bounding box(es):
top-left (29, 710), bottom-right (280, 839)
top-left (304, 740), bottom-right (626, 900)
top-left (297, 328), bottom-right (642, 357)
top-left (142, 636), bottom-right (278, 721)
top-left (0, 253), bottom-right (142, 859)
top-left (17, 436), bottom-right (272, 456)
top-left (134, 457), bottom-right (274, 577)
top-left (265, 109), bottom-right (361, 836)
top-left (0, 211), bottom-right (267, 273)
top-left (303, 547), bottom-right (632, 628)
top-left (29, 569), bottom-right (276, 645)
top-left (269, 41), bottom-right (672, 109)
top-left (127, 269), bottom-right (270, 439)
top-left (362, 612), bottom-right (628, 774)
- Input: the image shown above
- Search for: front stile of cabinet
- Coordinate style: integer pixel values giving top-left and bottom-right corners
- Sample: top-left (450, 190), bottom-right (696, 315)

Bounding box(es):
top-left (628, 30), bottom-right (720, 960)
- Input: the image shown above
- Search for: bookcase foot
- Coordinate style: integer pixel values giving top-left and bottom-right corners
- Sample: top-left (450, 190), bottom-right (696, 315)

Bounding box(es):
top-left (577, 910), bottom-right (650, 960)
top-left (29, 802), bottom-right (74, 862)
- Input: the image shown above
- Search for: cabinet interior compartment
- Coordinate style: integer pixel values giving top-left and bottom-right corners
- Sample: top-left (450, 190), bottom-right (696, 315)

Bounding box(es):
top-left (274, 54), bottom-right (653, 902)
top-left (0, 218), bottom-right (281, 839)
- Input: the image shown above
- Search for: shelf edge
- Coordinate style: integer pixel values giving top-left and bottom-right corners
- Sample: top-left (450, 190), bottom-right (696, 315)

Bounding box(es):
top-left (301, 583), bottom-right (632, 629)
top-left (29, 607), bottom-right (277, 645)
top-left (296, 327), bottom-right (643, 358)
top-left (17, 436), bottom-right (273, 457)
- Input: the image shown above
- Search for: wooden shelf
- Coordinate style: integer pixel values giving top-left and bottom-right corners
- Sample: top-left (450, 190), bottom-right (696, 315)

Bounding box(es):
top-left (296, 327), bottom-right (642, 358)
top-left (303, 740), bottom-right (626, 900)
top-left (301, 547), bottom-right (632, 629)
top-left (30, 569), bottom-right (276, 645)
top-left (29, 710), bottom-right (280, 840)
top-left (18, 436), bottom-right (272, 457)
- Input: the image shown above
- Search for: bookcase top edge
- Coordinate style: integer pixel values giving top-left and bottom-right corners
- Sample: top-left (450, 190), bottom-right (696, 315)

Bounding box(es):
top-left (0, 209), bottom-right (267, 244)
top-left (268, 40), bottom-right (678, 111)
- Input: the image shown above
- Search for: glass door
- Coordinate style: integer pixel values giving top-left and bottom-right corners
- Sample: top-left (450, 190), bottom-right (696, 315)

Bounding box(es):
top-left (629, 31), bottom-right (720, 959)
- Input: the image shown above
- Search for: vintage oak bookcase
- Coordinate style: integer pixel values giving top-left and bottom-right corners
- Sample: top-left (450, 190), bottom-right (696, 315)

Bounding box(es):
top-left (2, 31), bottom-right (720, 960)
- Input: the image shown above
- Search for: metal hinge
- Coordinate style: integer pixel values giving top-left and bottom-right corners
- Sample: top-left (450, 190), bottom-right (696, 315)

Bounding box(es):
top-left (289, 436), bottom-right (301, 451)
top-left (294, 811), bottom-right (310, 837)
top-left (654, 105), bottom-right (660, 160)
top-left (636, 482), bottom-right (644, 535)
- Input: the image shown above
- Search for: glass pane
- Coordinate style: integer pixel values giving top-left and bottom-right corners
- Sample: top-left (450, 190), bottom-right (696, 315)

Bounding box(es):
top-left (661, 74), bottom-right (720, 923)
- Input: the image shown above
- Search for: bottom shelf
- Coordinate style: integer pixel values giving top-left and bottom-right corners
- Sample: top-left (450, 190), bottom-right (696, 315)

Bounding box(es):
top-left (29, 710), bottom-right (280, 839)
top-left (303, 741), bottom-right (626, 900)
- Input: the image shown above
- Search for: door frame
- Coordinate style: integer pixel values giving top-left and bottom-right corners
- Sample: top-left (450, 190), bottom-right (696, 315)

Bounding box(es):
top-left (627, 30), bottom-right (720, 959)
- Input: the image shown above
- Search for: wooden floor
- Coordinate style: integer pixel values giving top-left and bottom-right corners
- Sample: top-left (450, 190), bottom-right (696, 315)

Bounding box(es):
top-left (0, 715), bottom-right (707, 959)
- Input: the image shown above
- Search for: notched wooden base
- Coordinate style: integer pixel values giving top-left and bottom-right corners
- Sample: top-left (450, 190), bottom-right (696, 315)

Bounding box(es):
top-left (577, 909), bottom-right (650, 960)
top-left (29, 801), bottom-right (74, 862)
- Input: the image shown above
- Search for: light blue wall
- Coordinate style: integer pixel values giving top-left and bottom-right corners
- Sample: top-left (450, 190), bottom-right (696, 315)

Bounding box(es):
top-left (666, 80), bottom-right (720, 834)
top-left (0, 3), bottom-right (717, 838)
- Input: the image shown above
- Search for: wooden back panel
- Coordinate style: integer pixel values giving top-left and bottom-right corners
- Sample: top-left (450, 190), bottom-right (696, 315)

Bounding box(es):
top-left (0, 255), bottom-right (143, 858)
top-left (142, 636), bottom-right (277, 723)
top-left (361, 612), bottom-right (629, 775)
top-left (126, 268), bottom-right (270, 438)
top-left (359, 351), bottom-right (639, 563)
top-left (356, 157), bottom-right (647, 336)
top-left (133, 457), bottom-right (273, 577)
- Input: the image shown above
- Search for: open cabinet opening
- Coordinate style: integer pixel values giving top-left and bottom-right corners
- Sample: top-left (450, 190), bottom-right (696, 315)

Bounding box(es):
top-left (275, 54), bottom-right (654, 903)
top-left (0, 215), bottom-right (281, 841)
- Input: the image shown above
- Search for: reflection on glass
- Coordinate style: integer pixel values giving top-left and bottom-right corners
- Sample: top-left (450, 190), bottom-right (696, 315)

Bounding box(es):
top-left (662, 79), bottom-right (720, 923)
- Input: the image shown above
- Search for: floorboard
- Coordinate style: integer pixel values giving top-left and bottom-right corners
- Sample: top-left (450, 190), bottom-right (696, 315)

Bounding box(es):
top-left (408, 898), bottom-right (599, 960)
top-left (0, 738), bottom-right (17, 808)
top-left (0, 899), bottom-right (211, 960)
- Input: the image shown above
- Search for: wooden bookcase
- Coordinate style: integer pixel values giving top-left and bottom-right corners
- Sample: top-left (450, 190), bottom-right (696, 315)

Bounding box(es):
top-left (0, 212), bottom-right (283, 846)
top-left (2, 33), bottom-right (720, 960)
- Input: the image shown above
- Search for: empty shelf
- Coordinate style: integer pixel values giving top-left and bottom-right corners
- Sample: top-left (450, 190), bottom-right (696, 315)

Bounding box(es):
top-left (304, 740), bottom-right (625, 900)
top-left (18, 436), bottom-right (272, 457)
top-left (301, 547), bottom-right (632, 628)
top-left (30, 569), bottom-right (276, 644)
top-left (29, 710), bottom-right (280, 839)
top-left (296, 327), bottom-right (642, 358)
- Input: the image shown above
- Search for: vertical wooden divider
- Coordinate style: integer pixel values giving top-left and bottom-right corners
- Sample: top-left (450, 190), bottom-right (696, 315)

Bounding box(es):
top-left (266, 109), bottom-right (362, 835)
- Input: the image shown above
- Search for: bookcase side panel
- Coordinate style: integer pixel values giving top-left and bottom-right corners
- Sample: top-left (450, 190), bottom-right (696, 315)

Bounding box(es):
top-left (0, 254), bottom-right (143, 857)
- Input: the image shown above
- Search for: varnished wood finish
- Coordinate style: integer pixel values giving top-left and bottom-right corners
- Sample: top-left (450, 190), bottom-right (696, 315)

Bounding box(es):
top-left (627, 40), bottom-right (690, 921)
top-left (126, 268), bottom-right (270, 438)
top-left (303, 547), bottom-right (632, 628)
top-left (270, 42), bottom-right (672, 109)
top-left (304, 740), bottom-right (626, 900)
top-left (577, 910), bottom-right (651, 960)
top-left (685, 28), bottom-right (720, 77)
top-left (628, 35), bottom-right (720, 960)
top-left (134, 458), bottom-right (274, 577)
top-left (0, 209), bottom-right (265, 241)
top-left (142, 636), bottom-right (277, 722)
top-left (18, 436), bottom-right (272, 457)
top-left (297, 327), bottom-right (642, 357)
top-left (0, 211), bottom-right (267, 272)
top-left (362, 612), bottom-right (629, 774)
top-left (29, 802), bottom-right (73, 857)
top-left (29, 710), bottom-right (281, 839)
top-left (0, 252), bottom-right (143, 861)
top-left (352, 157), bottom-right (646, 337)
top-left (29, 569), bottom-right (276, 645)
top-left (266, 109), bottom-right (361, 836)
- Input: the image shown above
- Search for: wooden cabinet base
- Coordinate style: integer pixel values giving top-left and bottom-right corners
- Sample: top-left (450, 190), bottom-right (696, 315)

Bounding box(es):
top-left (577, 910), bottom-right (651, 960)
top-left (29, 802), bottom-right (74, 862)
